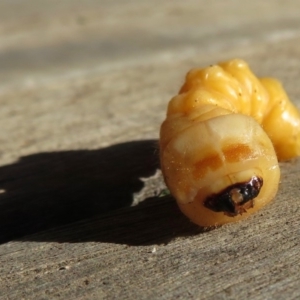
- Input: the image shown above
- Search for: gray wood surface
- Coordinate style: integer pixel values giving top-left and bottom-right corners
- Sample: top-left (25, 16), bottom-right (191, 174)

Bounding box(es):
top-left (1, 1), bottom-right (300, 299)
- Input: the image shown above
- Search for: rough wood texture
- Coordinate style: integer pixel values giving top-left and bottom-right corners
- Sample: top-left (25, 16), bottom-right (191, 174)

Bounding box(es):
top-left (1, 1), bottom-right (300, 299)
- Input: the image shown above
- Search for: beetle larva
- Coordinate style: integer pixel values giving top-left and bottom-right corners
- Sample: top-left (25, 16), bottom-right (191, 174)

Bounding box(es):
top-left (160, 59), bottom-right (300, 227)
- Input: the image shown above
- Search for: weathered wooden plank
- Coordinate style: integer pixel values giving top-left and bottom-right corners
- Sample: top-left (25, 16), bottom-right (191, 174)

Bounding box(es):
top-left (0, 159), bottom-right (300, 299)
top-left (1, 0), bottom-right (300, 299)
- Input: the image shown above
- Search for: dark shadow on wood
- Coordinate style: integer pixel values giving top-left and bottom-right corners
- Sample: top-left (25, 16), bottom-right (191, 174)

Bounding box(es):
top-left (0, 140), bottom-right (160, 243)
top-left (20, 195), bottom-right (206, 246)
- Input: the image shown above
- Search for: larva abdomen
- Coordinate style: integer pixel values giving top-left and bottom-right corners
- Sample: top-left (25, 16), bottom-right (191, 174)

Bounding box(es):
top-left (160, 59), bottom-right (300, 227)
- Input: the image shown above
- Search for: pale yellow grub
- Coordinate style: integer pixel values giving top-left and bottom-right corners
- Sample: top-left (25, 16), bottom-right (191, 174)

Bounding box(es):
top-left (160, 59), bottom-right (300, 227)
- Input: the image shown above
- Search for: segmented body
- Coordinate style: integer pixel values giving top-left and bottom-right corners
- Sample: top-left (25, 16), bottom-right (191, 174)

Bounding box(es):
top-left (160, 59), bottom-right (300, 226)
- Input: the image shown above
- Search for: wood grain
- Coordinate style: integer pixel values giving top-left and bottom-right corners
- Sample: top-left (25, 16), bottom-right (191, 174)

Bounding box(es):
top-left (1, 1), bottom-right (300, 299)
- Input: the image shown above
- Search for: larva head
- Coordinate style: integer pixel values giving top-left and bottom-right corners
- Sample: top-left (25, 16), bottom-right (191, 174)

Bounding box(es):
top-left (203, 176), bottom-right (263, 216)
top-left (160, 114), bottom-right (280, 227)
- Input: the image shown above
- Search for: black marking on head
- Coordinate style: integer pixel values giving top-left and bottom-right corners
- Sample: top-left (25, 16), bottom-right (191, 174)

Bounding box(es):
top-left (204, 176), bottom-right (263, 216)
